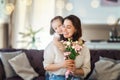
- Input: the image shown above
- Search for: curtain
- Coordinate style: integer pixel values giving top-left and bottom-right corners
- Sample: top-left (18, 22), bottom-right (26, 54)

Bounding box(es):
top-left (10, 0), bottom-right (32, 48)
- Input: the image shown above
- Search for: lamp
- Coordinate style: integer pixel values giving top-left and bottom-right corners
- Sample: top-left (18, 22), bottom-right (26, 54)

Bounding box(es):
top-left (5, 3), bottom-right (14, 15)
top-left (4, 2), bottom-right (15, 48)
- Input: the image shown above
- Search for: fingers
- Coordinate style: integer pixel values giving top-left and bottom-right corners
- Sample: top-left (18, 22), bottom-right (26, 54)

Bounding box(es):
top-left (67, 64), bottom-right (75, 71)
top-left (65, 60), bottom-right (75, 69)
top-left (62, 60), bottom-right (72, 68)
top-left (66, 60), bottom-right (74, 66)
top-left (62, 59), bottom-right (76, 70)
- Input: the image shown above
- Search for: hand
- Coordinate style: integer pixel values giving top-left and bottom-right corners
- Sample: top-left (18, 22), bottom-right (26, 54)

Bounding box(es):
top-left (67, 61), bottom-right (76, 72)
top-left (62, 59), bottom-right (75, 69)
top-left (66, 60), bottom-right (76, 75)
top-left (69, 65), bottom-right (76, 75)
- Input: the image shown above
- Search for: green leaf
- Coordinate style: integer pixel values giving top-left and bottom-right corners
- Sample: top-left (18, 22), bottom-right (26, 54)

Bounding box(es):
top-left (19, 32), bottom-right (31, 38)
top-left (34, 27), bottom-right (43, 34)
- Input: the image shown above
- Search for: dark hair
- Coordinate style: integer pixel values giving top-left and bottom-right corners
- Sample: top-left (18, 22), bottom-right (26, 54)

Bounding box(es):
top-left (50, 16), bottom-right (63, 35)
top-left (61, 15), bottom-right (82, 41)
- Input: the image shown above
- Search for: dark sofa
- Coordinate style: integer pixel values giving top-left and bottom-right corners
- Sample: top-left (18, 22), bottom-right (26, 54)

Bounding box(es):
top-left (86, 49), bottom-right (120, 80)
top-left (0, 49), bottom-right (120, 80)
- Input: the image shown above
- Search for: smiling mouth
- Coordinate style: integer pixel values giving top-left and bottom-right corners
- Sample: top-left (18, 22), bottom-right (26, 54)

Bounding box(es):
top-left (63, 32), bottom-right (68, 35)
top-left (63, 33), bottom-right (68, 36)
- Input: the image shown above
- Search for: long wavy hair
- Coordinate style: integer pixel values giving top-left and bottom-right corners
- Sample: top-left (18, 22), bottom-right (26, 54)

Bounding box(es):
top-left (60, 15), bottom-right (82, 41)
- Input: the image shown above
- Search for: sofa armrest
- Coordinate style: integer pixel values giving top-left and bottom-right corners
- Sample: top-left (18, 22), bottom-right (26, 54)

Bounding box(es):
top-left (0, 59), bottom-right (5, 80)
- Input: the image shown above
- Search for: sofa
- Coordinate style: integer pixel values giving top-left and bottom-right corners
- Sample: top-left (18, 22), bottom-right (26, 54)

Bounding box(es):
top-left (86, 49), bottom-right (120, 80)
top-left (0, 48), bottom-right (120, 80)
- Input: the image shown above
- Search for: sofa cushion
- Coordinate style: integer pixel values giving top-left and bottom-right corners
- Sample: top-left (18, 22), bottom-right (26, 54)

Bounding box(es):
top-left (9, 52), bottom-right (38, 80)
top-left (0, 51), bottom-right (22, 78)
top-left (88, 56), bottom-right (120, 80)
top-left (23, 49), bottom-right (45, 76)
top-left (86, 49), bottom-right (120, 79)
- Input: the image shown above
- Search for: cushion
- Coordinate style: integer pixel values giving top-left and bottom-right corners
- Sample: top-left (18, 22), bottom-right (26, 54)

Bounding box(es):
top-left (8, 52), bottom-right (38, 80)
top-left (0, 51), bottom-right (22, 78)
top-left (88, 56), bottom-right (120, 80)
top-left (24, 50), bottom-right (45, 76)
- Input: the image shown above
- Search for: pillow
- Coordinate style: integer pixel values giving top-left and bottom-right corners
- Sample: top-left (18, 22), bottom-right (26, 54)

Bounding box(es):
top-left (8, 52), bottom-right (38, 80)
top-left (89, 56), bottom-right (120, 80)
top-left (0, 51), bottom-right (22, 78)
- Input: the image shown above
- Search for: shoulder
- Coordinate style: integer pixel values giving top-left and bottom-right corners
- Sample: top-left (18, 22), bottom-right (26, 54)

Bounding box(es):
top-left (44, 41), bottom-right (54, 51)
top-left (78, 38), bottom-right (89, 50)
top-left (81, 45), bottom-right (90, 54)
top-left (83, 45), bottom-right (89, 50)
top-left (44, 40), bottom-right (59, 51)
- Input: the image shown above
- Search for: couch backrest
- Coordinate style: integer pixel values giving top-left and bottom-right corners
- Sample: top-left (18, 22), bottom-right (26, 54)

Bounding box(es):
top-left (23, 49), bottom-right (45, 76)
top-left (90, 49), bottom-right (120, 70)
top-left (85, 49), bottom-right (120, 79)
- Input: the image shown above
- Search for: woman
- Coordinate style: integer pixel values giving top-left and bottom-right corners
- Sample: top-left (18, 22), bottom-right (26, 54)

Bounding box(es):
top-left (43, 15), bottom-right (91, 80)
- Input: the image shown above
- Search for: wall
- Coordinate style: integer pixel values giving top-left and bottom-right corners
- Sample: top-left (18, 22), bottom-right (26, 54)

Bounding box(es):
top-left (0, 0), bottom-right (120, 49)
top-left (55, 0), bottom-right (120, 24)
top-left (0, 0), bottom-right (56, 49)
top-left (55, 0), bottom-right (120, 41)
top-left (82, 24), bottom-right (120, 41)
top-left (0, 0), bottom-right (8, 23)
top-left (11, 0), bottom-right (55, 49)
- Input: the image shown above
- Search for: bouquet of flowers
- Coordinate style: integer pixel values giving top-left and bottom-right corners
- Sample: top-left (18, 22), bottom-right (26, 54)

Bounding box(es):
top-left (61, 38), bottom-right (84, 80)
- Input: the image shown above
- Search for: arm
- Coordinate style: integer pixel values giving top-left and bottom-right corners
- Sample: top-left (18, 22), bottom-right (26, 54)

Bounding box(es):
top-left (45, 59), bottom-right (75, 71)
top-left (72, 68), bottom-right (84, 76)
top-left (43, 42), bottom-right (63, 71)
top-left (44, 63), bottom-right (63, 71)
top-left (70, 46), bottom-right (91, 77)
top-left (43, 42), bottom-right (77, 72)
top-left (67, 61), bottom-right (84, 76)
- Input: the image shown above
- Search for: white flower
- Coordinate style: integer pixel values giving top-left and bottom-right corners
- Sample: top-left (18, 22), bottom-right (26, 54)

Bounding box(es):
top-left (66, 41), bottom-right (71, 46)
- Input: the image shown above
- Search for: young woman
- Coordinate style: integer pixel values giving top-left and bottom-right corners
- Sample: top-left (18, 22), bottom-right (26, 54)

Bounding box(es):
top-left (43, 15), bottom-right (91, 80)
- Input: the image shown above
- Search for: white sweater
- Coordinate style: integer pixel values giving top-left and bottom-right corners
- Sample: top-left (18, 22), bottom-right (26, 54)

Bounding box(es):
top-left (43, 41), bottom-right (91, 78)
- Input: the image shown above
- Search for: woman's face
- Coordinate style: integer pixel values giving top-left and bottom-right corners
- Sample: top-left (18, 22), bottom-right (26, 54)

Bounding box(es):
top-left (52, 19), bottom-right (63, 34)
top-left (62, 19), bottom-right (76, 38)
